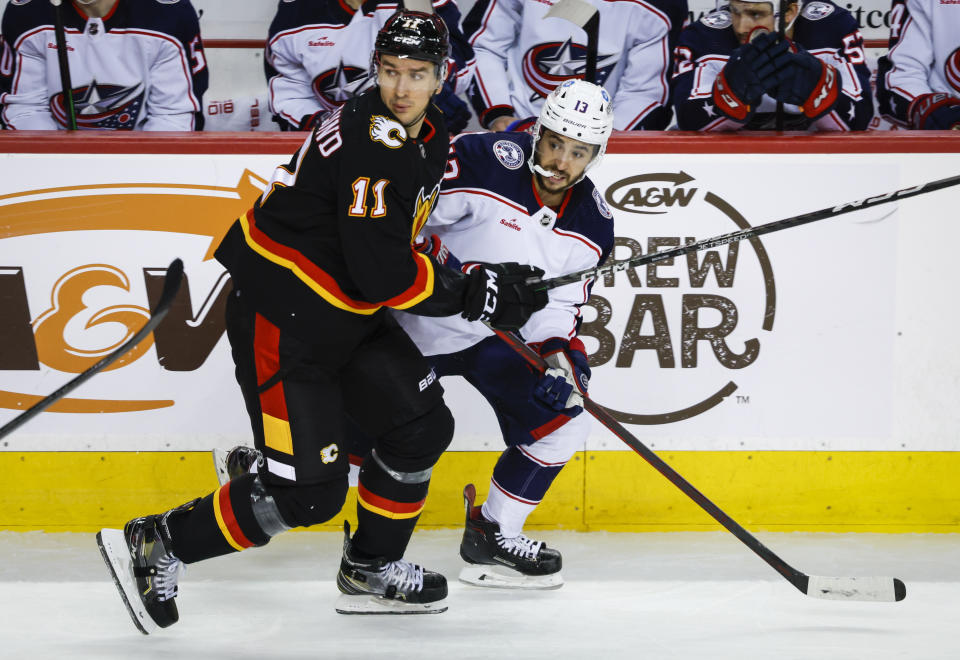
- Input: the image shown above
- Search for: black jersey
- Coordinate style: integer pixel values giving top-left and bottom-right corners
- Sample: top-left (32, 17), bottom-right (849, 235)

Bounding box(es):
top-left (215, 88), bottom-right (450, 342)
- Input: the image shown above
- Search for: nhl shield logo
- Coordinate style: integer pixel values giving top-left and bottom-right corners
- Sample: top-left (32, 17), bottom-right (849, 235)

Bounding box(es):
top-left (493, 140), bottom-right (525, 170)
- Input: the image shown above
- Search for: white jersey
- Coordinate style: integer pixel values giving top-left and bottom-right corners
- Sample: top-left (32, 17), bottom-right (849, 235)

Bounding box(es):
top-left (0, 0), bottom-right (207, 130)
top-left (464, 0), bottom-right (682, 130)
top-left (876, 0), bottom-right (960, 125)
top-left (396, 131), bottom-right (615, 357)
top-left (265, 0), bottom-right (473, 131)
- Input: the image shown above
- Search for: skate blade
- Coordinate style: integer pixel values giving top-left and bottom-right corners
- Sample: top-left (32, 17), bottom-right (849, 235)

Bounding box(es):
top-left (334, 594), bottom-right (448, 615)
top-left (96, 529), bottom-right (156, 635)
top-left (459, 565), bottom-right (564, 590)
top-left (211, 448), bottom-right (230, 486)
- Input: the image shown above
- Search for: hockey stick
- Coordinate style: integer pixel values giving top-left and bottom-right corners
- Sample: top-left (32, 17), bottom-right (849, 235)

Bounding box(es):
top-left (775, 0), bottom-right (786, 131)
top-left (0, 258), bottom-right (184, 441)
top-left (50, 0), bottom-right (77, 131)
top-left (533, 173), bottom-right (960, 291)
top-left (544, 0), bottom-right (599, 84)
top-left (487, 324), bottom-right (906, 602)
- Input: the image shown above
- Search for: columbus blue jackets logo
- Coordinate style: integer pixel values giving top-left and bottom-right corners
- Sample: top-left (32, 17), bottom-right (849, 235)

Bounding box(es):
top-left (946, 47), bottom-right (960, 95)
top-left (700, 10), bottom-right (732, 29)
top-left (522, 39), bottom-right (616, 98)
top-left (493, 140), bottom-right (525, 170)
top-left (312, 62), bottom-right (372, 109)
top-left (50, 81), bottom-right (145, 130)
top-left (802, 1), bottom-right (835, 20)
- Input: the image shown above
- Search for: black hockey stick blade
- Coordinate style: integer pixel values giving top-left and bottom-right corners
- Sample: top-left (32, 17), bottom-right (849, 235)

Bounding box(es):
top-left (50, 0), bottom-right (77, 131)
top-left (544, 0), bottom-right (599, 83)
top-left (486, 324), bottom-right (907, 602)
top-left (0, 258), bottom-right (184, 441)
top-left (532, 173), bottom-right (960, 291)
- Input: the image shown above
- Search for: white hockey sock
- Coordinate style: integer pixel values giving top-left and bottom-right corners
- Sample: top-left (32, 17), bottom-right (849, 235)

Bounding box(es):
top-left (480, 483), bottom-right (536, 539)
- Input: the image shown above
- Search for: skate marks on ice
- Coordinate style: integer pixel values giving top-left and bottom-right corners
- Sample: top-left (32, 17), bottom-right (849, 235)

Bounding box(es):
top-left (0, 530), bottom-right (959, 659)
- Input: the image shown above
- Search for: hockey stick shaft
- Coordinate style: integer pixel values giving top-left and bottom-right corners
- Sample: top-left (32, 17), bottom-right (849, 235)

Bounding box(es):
top-left (775, 0), bottom-right (786, 131)
top-left (544, 0), bottom-right (598, 83)
top-left (487, 324), bottom-right (906, 601)
top-left (50, 0), bottom-right (77, 131)
top-left (0, 259), bottom-right (184, 441)
top-left (534, 173), bottom-right (960, 291)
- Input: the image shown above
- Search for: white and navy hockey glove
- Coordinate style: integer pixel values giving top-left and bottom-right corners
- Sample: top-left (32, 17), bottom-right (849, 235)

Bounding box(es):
top-left (532, 338), bottom-right (591, 417)
top-left (908, 93), bottom-right (960, 130)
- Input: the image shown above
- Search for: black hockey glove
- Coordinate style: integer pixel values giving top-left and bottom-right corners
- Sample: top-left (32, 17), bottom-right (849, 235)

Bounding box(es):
top-left (434, 81), bottom-right (472, 135)
top-left (773, 49), bottom-right (840, 120)
top-left (713, 31), bottom-right (789, 121)
top-left (462, 262), bottom-right (547, 332)
top-left (908, 93), bottom-right (960, 130)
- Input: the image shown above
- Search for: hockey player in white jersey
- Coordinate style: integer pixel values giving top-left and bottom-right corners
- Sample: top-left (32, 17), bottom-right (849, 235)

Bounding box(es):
top-left (463, 0), bottom-right (686, 131)
top-left (215, 79), bottom-right (615, 588)
top-left (265, 0), bottom-right (473, 133)
top-left (0, 0), bottom-right (207, 130)
top-left (876, 0), bottom-right (960, 130)
top-left (672, 0), bottom-right (873, 130)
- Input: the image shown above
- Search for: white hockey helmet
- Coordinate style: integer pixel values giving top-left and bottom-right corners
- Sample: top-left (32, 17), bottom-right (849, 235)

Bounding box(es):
top-left (529, 79), bottom-right (614, 183)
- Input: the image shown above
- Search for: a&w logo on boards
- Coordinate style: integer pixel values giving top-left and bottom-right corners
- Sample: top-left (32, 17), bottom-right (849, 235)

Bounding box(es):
top-left (584, 170), bottom-right (775, 427)
top-left (0, 171), bottom-right (266, 417)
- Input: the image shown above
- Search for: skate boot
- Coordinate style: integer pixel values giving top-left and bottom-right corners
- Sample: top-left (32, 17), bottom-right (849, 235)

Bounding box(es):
top-left (212, 445), bottom-right (260, 486)
top-left (335, 521), bottom-right (448, 614)
top-left (97, 507), bottom-right (188, 634)
top-left (459, 483), bottom-right (563, 589)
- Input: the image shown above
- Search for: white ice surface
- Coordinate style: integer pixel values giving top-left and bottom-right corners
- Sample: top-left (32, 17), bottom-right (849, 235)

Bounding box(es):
top-left (0, 530), bottom-right (957, 659)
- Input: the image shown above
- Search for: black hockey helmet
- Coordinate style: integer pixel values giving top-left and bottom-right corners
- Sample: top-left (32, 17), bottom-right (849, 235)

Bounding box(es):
top-left (375, 10), bottom-right (450, 74)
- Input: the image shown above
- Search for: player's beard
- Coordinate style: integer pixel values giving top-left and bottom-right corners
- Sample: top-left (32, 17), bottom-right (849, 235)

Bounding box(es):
top-left (534, 170), bottom-right (571, 195)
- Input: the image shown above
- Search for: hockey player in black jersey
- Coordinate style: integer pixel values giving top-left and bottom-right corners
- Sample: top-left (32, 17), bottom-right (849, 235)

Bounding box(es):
top-left (96, 10), bottom-right (548, 631)
top-left (671, 0), bottom-right (873, 131)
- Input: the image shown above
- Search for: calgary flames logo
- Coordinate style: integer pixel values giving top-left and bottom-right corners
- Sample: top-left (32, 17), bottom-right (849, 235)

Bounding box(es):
top-left (411, 183), bottom-right (440, 241)
top-left (946, 47), bottom-right (960, 95)
top-left (370, 115), bottom-right (407, 148)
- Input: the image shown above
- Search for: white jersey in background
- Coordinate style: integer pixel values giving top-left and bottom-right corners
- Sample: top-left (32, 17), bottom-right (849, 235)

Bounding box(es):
top-left (0, 0), bottom-right (207, 130)
top-left (265, 0), bottom-right (473, 131)
top-left (876, 0), bottom-right (960, 127)
top-left (463, 0), bottom-right (683, 130)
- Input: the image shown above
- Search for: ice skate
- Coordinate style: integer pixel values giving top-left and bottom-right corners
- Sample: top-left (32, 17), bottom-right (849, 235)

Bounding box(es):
top-left (458, 484), bottom-right (563, 589)
top-left (212, 445), bottom-right (260, 486)
top-left (96, 512), bottom-right (185, 634)
top-left (335, 521), bottom-right (448, 614)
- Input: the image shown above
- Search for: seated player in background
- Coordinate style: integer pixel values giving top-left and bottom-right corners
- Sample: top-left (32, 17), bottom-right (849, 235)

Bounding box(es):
top-left (97, 11), bottom-right (548, 633)
top-left (265, 0), bottom-right (473, 134)
top-left (0, 0), bottom-right (207, 130)
top-left (671, 0), bottom-right (872, 131)
top-left (876, 0), bottom-right (960, 130)
top-left (464, 0), bottom-right (686, 131)
top-left (216, 79), bottom-right (615, 590)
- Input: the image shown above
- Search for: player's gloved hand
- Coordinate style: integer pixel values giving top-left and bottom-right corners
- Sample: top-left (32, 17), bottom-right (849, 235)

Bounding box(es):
top-left (908, 93), bottom-right (960, 130)
top-left (532, 338), bottom-right (591, 417)
top-left (773, 49), bottom-right (839, 119)
top-left (413, 233), bottom-right (462, 270)
top-left (712, 31), bottom-right (789, 121)
top-left (299, 110), bottom-right (326, 131)
top-left (461, 262), bottom-right (547, 331)
top-left (505, 116), bottom-right (537, 133)
top-left (434, 82), bottom-right (472, 135)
